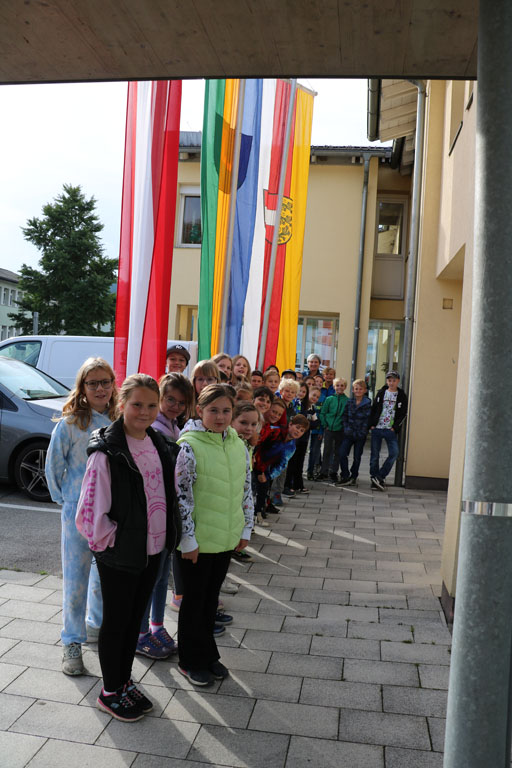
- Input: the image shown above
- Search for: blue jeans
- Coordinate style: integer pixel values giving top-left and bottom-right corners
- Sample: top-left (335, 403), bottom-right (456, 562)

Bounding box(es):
top-left (307, 434), bottom-right (323, 474)
top-left (339, 435), bottom-right (366, 479)
top-left (370, 428), bottom-right (399, 480)
top-left (61, 501), bottom-right (103, 645)
top-left (140, 549), bottom-right (184, 633)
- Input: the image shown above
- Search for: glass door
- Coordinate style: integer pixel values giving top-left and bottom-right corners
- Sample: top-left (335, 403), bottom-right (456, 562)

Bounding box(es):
top-left (365, 320), bottom-right (404, 400)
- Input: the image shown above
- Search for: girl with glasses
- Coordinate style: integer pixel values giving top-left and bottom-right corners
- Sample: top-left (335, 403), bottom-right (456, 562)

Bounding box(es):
top-left (45, 357), bottom-right (118, 677)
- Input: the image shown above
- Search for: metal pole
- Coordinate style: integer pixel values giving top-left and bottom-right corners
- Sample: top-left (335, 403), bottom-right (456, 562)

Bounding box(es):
top-left (444, 2), bottom-right (512, 766)
top-left (219, 79), bottom-right (246, 353)
top-left (32, 311), bottom-right (39, 335)
top-left (394, 79), bottom-right (426, 486)
top-left (350, 153), bottom-right (370, 384)
top-left (257, 78), bottom-right (297, 371)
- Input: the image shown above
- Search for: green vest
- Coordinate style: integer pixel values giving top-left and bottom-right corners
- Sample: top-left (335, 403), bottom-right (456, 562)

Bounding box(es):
top-left (177, 427), bottom-right (247, 552)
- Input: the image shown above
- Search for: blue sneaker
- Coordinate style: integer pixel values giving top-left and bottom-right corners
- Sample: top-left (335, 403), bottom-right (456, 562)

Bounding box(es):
top-left (213, 624), bottom-right (226, 636)
top-left (152, 626), bottom-right (178, 654)
top-left (135, 632), bottom-right (172, 659)
top-left (215, 611), bottom-right (233, 626)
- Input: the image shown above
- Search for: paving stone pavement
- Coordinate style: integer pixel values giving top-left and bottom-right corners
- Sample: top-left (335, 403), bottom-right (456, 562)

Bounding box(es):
top-left (0, 477), bottom-right (449, 767)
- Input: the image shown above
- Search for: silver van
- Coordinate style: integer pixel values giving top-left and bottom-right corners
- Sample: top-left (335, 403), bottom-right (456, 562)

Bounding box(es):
top-left (0, 336), bottom-right (197, 387)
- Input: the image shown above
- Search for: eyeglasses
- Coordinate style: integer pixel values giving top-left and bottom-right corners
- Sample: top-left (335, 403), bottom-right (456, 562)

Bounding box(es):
top-left (84, 379), bottom-right (114, 390)
top-left (164, 395), bottom-right (187, 408)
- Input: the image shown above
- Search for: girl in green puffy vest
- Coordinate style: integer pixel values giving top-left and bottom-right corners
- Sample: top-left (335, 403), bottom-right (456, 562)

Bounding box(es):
top-left (175, 384), bottom-right (254, 687)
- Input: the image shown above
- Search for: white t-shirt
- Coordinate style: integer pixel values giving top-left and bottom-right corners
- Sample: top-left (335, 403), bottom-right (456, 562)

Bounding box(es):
top-left (377, 389), bottom-right (398, 429)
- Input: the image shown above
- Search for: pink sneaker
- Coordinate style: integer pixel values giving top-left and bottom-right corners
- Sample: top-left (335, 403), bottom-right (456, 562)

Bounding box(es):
top-left (170, 593), bottom-right (182, 612)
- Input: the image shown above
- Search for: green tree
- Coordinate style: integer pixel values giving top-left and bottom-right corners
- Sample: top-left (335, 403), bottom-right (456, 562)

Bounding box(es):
top-left (10, 184), bottom-right (117, 335)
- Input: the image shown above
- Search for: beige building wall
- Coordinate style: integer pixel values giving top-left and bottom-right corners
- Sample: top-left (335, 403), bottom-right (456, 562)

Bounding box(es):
top-left (169, 163), bottom-right (202, 340)
top-left (438, 83), bottom-right (477, 612)
top-left (169, 156), bottom-right (411, 382)
top-left (406, 81), bottom-right (463, 484)
top-left (300, 161), bottom-right (380, 381)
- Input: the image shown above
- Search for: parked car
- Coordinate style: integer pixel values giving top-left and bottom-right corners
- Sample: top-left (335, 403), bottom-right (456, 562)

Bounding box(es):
top-left (0, 357), bottom-right (68, 501)
top-left (0, 336), bottom-right (198, 387)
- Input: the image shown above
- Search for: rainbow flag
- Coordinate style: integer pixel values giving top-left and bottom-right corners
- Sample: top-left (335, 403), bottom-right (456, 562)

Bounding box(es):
top-left (198, 79), bottom-right (314, 369)
top-left (198, 79), bottom-right (263, 359)
top-left (243, 81), bottom-right (314, 371)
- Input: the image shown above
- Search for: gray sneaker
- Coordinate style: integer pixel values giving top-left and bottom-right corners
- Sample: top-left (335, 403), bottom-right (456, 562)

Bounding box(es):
top-left (62, 642), bottom-right (84, 675)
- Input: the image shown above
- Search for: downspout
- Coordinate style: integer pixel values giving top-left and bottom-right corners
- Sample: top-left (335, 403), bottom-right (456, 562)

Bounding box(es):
top-left (394, 78), bottom-right (426, 485)
top-left (351, 153), bottom-right (370, 384)
top-left (367, 79), bottom-right (381, 142)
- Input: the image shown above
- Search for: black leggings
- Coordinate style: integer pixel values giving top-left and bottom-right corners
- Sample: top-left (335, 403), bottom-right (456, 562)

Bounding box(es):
top-left (96, 554), bottom-right (160, 691)
top-left (177, 550), bottom-right (232, 670)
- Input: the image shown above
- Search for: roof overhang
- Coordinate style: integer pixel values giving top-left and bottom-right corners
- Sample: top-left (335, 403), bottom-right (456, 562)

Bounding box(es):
top-left (368, 79), bottom-right (420, 174)
top-left (0, 1), bottom-right (478, 85)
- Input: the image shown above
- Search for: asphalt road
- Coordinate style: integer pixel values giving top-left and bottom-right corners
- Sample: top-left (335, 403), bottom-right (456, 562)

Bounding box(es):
top-left (0, 483), bottom-right (62, 576)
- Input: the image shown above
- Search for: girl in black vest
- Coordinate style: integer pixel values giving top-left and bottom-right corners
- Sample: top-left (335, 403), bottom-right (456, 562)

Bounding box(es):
top-left (76, 374), bottom-right (181, 723)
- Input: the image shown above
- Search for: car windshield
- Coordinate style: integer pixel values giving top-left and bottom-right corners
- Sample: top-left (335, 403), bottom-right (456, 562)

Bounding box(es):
top-left (0, 358), bottom-right (69, 400)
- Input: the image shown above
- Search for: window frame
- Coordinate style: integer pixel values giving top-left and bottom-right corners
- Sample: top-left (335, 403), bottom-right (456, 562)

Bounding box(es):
top-left (177, 186), bottom-right (201, 248)
top-left (371, 195), bottom-right (409, 301)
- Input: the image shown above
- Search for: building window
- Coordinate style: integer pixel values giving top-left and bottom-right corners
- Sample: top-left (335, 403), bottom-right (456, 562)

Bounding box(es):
top-left (178, 187), bottom-right (201, 246)
top-left (371, 198), bottom-right (408, 300)
top-left (296, 315), bottom-right (339, 372)
top-left (9, 289), bottom-right (16, 307)
top-left (176, 305), bottom-right (198, 341)
top-left (1, 326), bottom-right (7, 340)
top-left (2, 287), bottom-right (8, 305)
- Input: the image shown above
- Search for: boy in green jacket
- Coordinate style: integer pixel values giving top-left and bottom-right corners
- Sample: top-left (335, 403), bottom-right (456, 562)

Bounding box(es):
top-left (317, 378), bottom-right (348, 482)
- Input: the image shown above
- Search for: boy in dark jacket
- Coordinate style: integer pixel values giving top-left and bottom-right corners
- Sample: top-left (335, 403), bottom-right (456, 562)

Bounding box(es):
top-left (337, 379), bottom-right (372, 486)
top-left (368, 370), bottom-right (408, 490)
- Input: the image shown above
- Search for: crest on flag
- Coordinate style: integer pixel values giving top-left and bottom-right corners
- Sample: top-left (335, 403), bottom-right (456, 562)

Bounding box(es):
top-left (263, 190), bottom-right (293, 245)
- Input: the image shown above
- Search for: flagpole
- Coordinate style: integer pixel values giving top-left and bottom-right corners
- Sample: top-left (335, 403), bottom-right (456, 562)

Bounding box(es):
top-left (257, 78), bottom-right (297, 371)
top-left (219, 79), bottom-right (246, 353)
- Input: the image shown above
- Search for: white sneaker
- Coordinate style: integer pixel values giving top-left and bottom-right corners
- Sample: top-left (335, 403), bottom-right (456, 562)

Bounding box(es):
top-left (62, 642), bottom-right (84, 675)
top-left (86, 625), bottom-right (100, 643)
top-left (220, 580), bottom-right (239, 595)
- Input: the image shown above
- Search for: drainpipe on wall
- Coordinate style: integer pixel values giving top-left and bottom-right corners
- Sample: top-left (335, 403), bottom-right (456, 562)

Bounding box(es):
top-left (394, 78), bottom-right (426, 486)
top-left (350, 153), bottom-right (371, 384)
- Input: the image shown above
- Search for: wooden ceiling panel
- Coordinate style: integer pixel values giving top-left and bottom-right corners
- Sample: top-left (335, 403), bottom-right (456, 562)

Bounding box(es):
top-left (0, 0), bottom-right (479, 84)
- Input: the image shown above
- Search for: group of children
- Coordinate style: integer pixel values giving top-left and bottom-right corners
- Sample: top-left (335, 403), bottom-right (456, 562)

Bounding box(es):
top-left (45, 347), bottom-right (406, 724)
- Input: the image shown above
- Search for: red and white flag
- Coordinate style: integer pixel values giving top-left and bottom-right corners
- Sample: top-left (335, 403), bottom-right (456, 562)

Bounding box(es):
top-left (114, 80), bottom-right (182, 383)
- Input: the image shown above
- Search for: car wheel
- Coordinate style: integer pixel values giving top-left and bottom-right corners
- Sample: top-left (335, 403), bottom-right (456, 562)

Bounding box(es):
top-left (14, 441), bottom-right (51, 502)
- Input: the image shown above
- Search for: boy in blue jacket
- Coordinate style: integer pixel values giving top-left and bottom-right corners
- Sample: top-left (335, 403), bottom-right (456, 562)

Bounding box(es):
top-left (253, 414), bottom-right (309, 516)
top-left (337, 379), bottom-right (372, 487)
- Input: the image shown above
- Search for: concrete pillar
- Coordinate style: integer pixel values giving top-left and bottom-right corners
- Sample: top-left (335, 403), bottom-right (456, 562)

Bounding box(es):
top-left (444, 1), bottom-right (512, 766)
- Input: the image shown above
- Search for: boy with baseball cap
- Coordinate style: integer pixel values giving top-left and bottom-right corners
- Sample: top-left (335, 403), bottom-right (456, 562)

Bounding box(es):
top-left (368, 370), bottom-right (408, 490)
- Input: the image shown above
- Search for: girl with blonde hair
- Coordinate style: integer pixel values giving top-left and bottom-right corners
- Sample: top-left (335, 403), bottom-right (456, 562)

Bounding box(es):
top-left (211, 353), bottom-right (232, 381)
top-left (231, 354), bottom-right (252, 383)
top-left (46, 357), bottom-right (118, 677)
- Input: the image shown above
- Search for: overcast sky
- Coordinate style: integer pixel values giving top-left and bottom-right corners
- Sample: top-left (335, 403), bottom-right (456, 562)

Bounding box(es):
top-left (1, 78), bottom-right (386, 275)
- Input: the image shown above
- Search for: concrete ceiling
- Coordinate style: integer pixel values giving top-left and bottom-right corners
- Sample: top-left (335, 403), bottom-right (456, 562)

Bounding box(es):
top-left (1, 0), bottom-right (478, 85)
